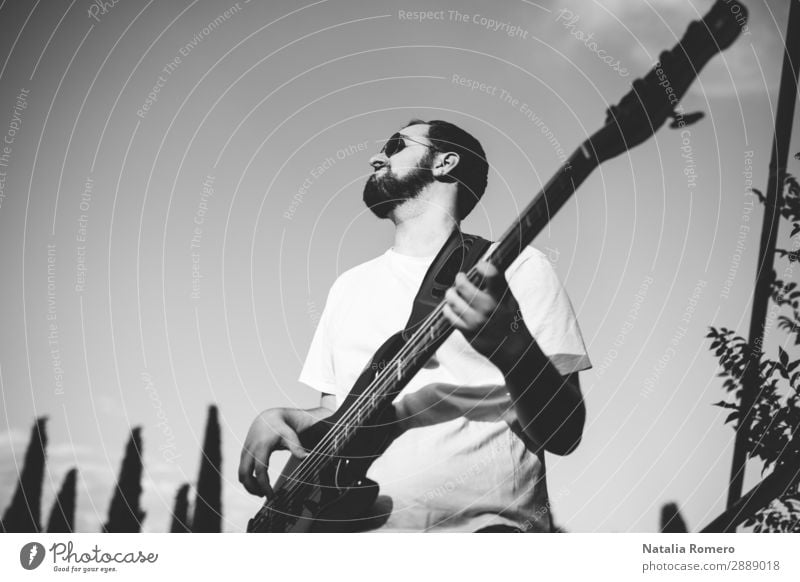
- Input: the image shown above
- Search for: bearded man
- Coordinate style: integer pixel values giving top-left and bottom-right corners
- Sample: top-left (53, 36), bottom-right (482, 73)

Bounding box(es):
top-left (239, 119), bottom-right (591, 532)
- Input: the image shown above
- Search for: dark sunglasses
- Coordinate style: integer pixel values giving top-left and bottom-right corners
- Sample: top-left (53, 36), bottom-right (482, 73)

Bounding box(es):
top-left (380, 132), bottom-right (438, 157)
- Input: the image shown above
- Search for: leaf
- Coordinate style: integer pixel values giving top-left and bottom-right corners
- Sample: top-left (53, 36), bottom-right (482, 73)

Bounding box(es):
top-left (779, 347), bottom-right (790, 368)
top-left (725, 411), bottom-right (739, 424)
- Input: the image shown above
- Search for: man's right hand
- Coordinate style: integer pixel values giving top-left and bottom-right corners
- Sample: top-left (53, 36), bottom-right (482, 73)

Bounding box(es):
top-left (238, 408), bottom-right (310, 499)
top-left (238, 401), bottom-right (335, 499)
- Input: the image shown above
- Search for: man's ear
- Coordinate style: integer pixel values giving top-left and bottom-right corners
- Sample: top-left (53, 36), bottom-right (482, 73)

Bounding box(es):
top-left (433, 152), bottom-right (460, 179)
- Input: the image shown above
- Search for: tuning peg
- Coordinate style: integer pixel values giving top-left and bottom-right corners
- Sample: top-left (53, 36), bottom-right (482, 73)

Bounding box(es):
top-left (669, 109), bottom-right (704, 129)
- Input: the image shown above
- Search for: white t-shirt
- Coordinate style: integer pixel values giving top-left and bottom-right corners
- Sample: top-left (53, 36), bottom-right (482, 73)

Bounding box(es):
top-left (299, 244), bottom-right (591, 532)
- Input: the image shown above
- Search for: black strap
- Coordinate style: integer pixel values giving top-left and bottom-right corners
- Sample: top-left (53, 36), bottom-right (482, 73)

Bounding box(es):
top-left (402, 229), bottom-right (491, 341)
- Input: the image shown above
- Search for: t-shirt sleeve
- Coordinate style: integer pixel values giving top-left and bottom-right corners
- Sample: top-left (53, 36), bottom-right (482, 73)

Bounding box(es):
top-left (298, 284), bottom-right (339, 397)
top-left (506, 247), bottom-right (592, 376)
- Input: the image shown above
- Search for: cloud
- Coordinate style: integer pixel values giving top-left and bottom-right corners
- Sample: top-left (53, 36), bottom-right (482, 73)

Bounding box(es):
top-left (49, 442), bottom-right (97, 458)
top-left (0, 427), bottom-right (27, 450)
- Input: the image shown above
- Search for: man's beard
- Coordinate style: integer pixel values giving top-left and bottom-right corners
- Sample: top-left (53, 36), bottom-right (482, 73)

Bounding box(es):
top-left (362, 160), bottom-right (435, 219)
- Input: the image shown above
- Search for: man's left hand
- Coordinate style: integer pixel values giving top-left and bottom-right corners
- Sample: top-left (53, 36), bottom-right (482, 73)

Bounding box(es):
top-left (442, 261), bottom-right (523, 362)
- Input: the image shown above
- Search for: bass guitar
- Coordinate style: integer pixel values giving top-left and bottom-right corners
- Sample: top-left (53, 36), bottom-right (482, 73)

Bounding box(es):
top-left (247, 0), bottom-right (747, 532)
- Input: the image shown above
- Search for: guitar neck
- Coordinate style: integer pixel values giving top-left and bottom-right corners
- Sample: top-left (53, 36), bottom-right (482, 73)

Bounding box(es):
top-left (486, 144), bottom-right (597, 272)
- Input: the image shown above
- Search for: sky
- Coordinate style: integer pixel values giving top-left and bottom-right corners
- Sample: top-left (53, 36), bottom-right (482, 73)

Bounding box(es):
top-left (0, 0), bottom-right (797, 533)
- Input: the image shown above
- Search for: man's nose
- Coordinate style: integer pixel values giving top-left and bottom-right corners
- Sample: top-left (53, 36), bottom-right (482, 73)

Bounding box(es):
top-left (369, 152), bottom-right (388, 171)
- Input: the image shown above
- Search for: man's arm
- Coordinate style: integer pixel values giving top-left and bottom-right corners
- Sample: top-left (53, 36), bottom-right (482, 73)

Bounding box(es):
top-left (238, 393), bottom-right (336, 498)
top-left (443, 261), bottom-right (585, 455)
top-left (490, 324), bottom-right (585, 454)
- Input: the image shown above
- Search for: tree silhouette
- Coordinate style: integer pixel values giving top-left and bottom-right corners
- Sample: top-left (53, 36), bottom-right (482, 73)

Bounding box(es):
top-left (103, 427), bottom-right (146, 532)
top-left (47, 468), bottom-right (77, 533)
top-left (169, 483), bottom-right (191, 533)
top-left (708, 166), bottom-right (800, 532)
top-left (191, 405), bottom-right (222, 532)
top-left (660, 502), bottom-right (688, 532)
top-left (1, 417), bottom-right (47, 532)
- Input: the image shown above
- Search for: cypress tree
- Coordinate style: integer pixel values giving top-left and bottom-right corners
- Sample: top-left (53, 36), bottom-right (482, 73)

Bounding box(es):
top-left (1, 417), bottom-right (47, 532)
top-left (103, 427), bottom-right (146, 532)
top-left (191, 405), bottom-right (222, 532)
top-left (169, 483), bottom-right (191, 532)
top-left (660, 502), bottom-right (689, 532)
top-left (47, 468), bottom-right (77, 533)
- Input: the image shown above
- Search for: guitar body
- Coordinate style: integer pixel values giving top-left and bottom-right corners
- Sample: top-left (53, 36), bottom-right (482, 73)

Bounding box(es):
top-left (248, 333), bottom-right (405, 532)
top-left (268, 453), bottom-right (381, 532)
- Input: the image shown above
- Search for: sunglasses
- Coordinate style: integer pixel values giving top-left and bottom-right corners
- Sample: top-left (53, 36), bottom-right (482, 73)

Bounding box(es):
top-left (380, 132), bottom-right (438, 157)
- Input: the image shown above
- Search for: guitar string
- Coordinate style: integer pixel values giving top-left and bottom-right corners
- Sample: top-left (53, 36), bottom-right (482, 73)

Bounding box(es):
top-left (253, 193), bottom-right (560, 528)
top-left (255, 166), bottom-right (590, 528)
top-left (253, 230), bottom-right (530, 529)
top-left (263, 244), bottom-right (521, 521)
top-left (253, 192), bottom-right (563, 529)
top-left (250, 297), bottom-right (454, 529)
top-left (277, 209), bottom-right (544, 488)
top-left (264, 284), bottom-right (461, 508)
top-left (274, 249), bottom-right (507, 489)
top-left (251, 258), bottom-right (494, 529)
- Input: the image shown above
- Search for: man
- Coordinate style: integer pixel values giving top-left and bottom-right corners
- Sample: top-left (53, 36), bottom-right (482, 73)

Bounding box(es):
top-left (239, 119), bottom-right (591, 532)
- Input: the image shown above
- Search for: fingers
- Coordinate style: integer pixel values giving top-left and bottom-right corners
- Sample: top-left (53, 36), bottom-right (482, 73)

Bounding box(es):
top-left (445, 263), bottom-right (518, 344)
top-left (448, 268), bottom-right (507, 323)
top-left (237, 448), bottom-right (257, 494)
top-left (238, 445), bottom-right (271, 498)
top-left (471, 261), bottom-right (508, 297)
top-left (453, 273), bottom-right (495, 313)
top-left (238, 429), bottom-right (307, 499)
top-left (252, 445), bottom-right (274, 499)
top-left (442, 302), bottom-right (470, 331)
top-left (444, 286), bottom-right (483, 328)
top-left (473, 260), bottom-right (500, 279)
top-left (281, 431), bottom-right (308, 460)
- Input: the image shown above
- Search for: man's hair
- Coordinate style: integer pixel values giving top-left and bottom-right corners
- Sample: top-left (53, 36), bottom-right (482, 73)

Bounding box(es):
top-left (403, 119), bottom-right (488, 220)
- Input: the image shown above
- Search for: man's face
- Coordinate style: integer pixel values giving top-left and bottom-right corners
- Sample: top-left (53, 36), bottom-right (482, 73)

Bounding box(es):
top-left (363, 124), bottom-right (437, 219)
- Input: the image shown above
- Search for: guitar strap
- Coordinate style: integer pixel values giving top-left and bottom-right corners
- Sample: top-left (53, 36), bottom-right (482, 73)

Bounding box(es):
top-left (402, 229), bottom-right (491, 341)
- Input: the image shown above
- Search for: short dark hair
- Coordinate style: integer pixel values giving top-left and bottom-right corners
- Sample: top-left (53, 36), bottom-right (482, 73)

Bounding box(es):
top-left (403, 119), bottom-right (488, 220)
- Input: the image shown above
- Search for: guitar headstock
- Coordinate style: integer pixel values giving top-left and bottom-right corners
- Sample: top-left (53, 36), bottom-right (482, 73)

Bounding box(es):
top-left (588, 0), bottom-right (748, 163)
